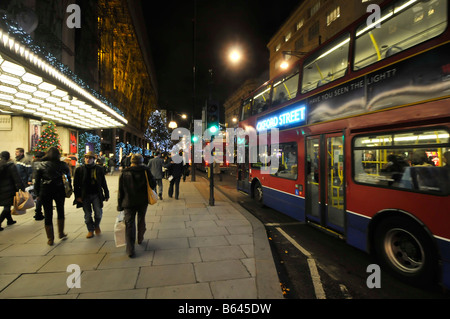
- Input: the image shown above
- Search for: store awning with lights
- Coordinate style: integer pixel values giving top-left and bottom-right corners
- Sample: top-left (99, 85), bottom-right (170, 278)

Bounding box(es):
top-left (0, 21), bottom-right (127, 130)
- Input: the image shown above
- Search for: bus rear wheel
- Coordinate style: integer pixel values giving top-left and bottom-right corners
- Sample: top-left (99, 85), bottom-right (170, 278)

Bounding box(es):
top-left (373, 216), bottom-right (438, 287)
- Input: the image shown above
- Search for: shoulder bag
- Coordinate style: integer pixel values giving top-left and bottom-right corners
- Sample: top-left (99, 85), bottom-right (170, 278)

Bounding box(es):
top-left (62, 174), bottom-right (73, 198)
top-left (145, 170), bottom-right (158, 205)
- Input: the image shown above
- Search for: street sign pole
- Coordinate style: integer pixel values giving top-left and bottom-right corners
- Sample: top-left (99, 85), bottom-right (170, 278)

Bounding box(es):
top-left (209, 163), bottom-right (215, 206)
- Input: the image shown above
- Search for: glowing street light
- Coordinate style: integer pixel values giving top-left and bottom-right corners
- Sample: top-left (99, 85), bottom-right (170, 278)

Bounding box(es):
top-left (280, 61), bottom-right (289, 69)
top-left (229, 48), bottom-right (242, 64)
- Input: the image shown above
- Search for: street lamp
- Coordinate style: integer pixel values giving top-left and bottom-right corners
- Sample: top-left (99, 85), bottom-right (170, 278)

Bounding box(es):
top-left (168, 121), bottom-right (178, 129)
top-left (168, 112), bottom-right (188, 129)
top-left (229, 48), bottom-right (242, 64)
top-left (280, 50), bottom-right (307, 70)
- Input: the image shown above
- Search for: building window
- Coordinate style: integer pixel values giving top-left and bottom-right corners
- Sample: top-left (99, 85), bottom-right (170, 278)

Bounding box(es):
top-left (285, 32), bottom-right (292, 42)
top-left (295, 36), bottom-right (304, 51)
top-left (275, 43), bottom-right (281, 52)
top-left (296, 19), bottom-right (304, 31)
top-left (310, 2), bottom-right (321, 18)
top-left (327, 6), bottom-right (340, 26)
top-left (308, 20), bottom-right (320, 41)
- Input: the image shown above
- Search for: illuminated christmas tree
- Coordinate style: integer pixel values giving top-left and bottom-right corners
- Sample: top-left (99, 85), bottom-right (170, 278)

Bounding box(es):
top-left (144, 110), bottom-right (171, 152)
top-left (32, 121), bottom-right (61, 153)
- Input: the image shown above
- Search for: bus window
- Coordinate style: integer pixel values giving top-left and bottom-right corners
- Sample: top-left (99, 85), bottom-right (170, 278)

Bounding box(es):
top-left (354, 0), bottom-right (447, 70)
top-left (353, 129), bottom-right (450, 195)
top-left (240, 98), bottom-right (252, 121)
top-left (251, 144), bottom-right (269, 170)
top-left (272, 142), bottom-right (298, 180)
top-left (271, 67), bottom-right (299, 108)
top-left (302, 33), bottom-right (350, 93)
top-left (252, 84), bottom-right (271, 116)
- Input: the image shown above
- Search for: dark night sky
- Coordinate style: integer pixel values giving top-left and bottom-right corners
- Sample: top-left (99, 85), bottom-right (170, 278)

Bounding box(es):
top-left (142, 0), bottom-right (302, 118)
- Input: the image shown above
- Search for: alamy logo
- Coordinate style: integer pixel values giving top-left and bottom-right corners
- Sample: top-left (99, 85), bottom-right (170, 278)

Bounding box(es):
top-left (169, 121), bottom-right (280, 174)
top-left (366, 264), bottom-right (381, 288)
top-left (66, 264), bottom-right (81, 288)
top-left (366, 4), bottom-right (381, 29)
top-left (66, 4), bottom-right (81, 29)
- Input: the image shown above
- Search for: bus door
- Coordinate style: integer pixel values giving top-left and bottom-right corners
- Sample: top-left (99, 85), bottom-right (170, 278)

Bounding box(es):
top-left (306, 134), bottom-right (345, 232)
top-left (237, 145), bottom-right (251, 194)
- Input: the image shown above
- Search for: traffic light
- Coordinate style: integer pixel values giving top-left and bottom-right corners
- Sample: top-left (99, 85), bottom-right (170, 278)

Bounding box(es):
top-left (191, 134), bottom-right (198, 143)
top-left (206, 101), bottom-right (219, 134)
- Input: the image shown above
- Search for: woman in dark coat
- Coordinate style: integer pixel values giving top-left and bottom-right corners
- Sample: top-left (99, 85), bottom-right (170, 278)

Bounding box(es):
top-left (118, 154), bottom-right (156, 257)
top-left (35, 147), bottom-right (71, 245)
top-left (0, 151), bottom-right (24, 230)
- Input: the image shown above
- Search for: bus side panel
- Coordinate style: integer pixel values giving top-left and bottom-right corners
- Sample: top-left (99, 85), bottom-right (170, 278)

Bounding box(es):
top-left (436, 238), bottom-right (450, 289)
top-left (346, 211), bottom-right (371, 253)
top-left (263, 186), bottom-right (306, 221)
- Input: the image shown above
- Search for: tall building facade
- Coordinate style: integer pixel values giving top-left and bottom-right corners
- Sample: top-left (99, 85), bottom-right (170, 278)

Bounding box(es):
top-left (0, 0), bottom-right (157, 157)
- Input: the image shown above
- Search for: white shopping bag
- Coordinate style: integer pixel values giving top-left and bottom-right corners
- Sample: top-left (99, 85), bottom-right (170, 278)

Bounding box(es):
top-left (114, 211), bottom-right (126, 248)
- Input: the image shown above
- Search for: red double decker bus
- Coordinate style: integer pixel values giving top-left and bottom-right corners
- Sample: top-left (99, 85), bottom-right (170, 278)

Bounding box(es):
top-left (237, 0), bottom-right (450, 288)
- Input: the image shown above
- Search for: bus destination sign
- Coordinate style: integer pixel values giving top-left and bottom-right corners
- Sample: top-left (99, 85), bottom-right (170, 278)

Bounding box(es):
top-left (256, 103), bottom-right (306, 132)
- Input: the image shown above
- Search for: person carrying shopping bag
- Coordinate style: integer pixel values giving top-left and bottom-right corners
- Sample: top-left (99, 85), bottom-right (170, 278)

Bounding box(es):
top-left (0, 151), bottom-right (24, 230)
top-left (117, 154), bottom-right (156, 257)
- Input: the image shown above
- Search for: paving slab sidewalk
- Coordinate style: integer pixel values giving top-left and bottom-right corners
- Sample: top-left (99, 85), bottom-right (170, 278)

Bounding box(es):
top-left (0, 174), bottom-right (282, 299)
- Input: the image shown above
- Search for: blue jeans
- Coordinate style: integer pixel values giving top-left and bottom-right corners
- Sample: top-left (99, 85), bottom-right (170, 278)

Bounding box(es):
top-left (155, 179), bottom-right (163, 196)
top-left (82, 193), bottom-right (103, 231)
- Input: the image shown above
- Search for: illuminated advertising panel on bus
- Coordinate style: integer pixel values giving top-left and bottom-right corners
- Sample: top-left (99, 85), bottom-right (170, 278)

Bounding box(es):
top-left (256, 103), bottom-right (306, 131)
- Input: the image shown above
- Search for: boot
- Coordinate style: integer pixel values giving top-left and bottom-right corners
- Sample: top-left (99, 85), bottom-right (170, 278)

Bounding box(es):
top-left (45, 225), bottom-right (54, 245)
top-left (58, 219), bottom-right (68, 240)
top-left (94, 218), bottom-right (101, 235)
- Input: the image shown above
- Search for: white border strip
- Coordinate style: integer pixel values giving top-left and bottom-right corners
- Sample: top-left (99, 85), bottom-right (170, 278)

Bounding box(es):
top-left (276, 227), bottom-right (326, 299)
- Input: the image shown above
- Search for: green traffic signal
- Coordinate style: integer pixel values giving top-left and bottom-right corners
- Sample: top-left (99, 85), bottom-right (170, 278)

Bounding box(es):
top-left (192, 135), bottom-right (199, 142)
top-left (209, 125), bottom-right (218, 134)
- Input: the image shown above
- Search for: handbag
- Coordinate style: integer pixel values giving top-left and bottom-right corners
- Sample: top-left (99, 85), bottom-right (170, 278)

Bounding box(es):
top-left (62, 174), bottom-right (73, 198)
top-left (13, 189), bottom-right (35, 215)
top-left (145, 171), bottom-right (158, 205)
top-left (114, 211), bottom-right (126, 247)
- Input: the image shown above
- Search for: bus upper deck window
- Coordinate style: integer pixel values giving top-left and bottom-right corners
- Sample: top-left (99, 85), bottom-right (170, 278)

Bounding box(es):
top-left (240, 99), bottom-right (252, 121)
top-left (301, 33), bottom-right (350, 93)
top-left (353, 0), bottom-right (447, 70)
top-left (252, 85), bottom-right (271, 115)
top-left (271, 68), bottom-right (299, 108)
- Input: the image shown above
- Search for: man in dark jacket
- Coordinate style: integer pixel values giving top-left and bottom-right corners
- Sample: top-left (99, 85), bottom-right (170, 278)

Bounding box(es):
top-left (0, 151), bottom-right (24, 230)
top-left (74, 151), bottom-right (109, 238)
top-left (165, 152), bottom-right (185, 200)
top-left (14, 147), bottom-right (32, 186)
top-left (118, 154), bottom-right (156, 257)
top-left (148, 151), bottom-right (164, 199)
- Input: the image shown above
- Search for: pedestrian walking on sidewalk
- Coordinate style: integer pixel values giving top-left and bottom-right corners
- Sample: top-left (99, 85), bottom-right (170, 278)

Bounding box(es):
top-left (31, 151), bottom-right (45, 221)
top-left (118, 154), bottom-right (156, 258)
top-left (34, 147), bottom-right (71, 245)
top-left (148, 151), bottom-right (164, 200)
top-left (73, 151), bottom-right (109, 239)
top-left (165, 151), bottom-right (185, 200)
top-left (0, 151), bottom-right (24, 230)
top-left (14, 147), bottom-right (32, 187)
